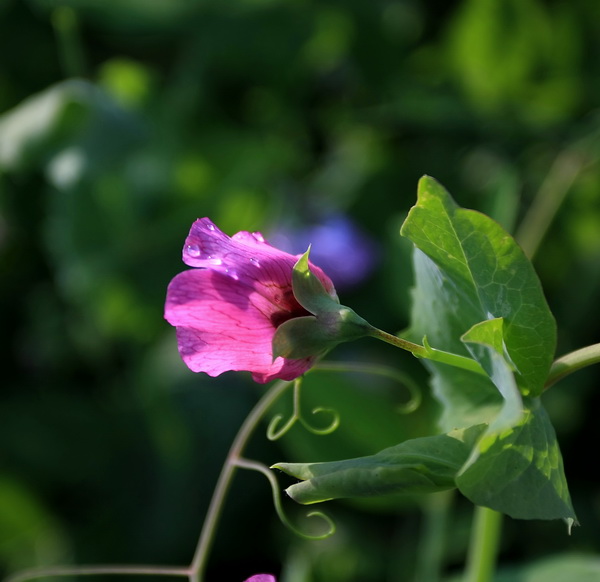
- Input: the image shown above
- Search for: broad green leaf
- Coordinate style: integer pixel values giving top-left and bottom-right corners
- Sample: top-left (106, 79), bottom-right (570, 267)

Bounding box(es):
top-left (400, 178), bottom-right (573, 522)
top-left (273, 425), bottom-right (485, 505)
top-left (408, 249), bottom-right (503, 430)
top-left (456, 399), bottom-right (576, 523)
top-left (457, 318), bottom-right (574, 521)
top-left (401, 176), bottom-right (556, 398)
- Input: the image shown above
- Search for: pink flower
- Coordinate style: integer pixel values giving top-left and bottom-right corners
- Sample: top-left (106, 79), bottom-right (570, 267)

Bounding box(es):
top-left (244, 576), bottom-right (276, 582)
top-left (164, 218), bottom-right (338, 383)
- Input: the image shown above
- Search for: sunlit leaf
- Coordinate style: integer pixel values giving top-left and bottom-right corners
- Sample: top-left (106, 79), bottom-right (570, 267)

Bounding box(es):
top-left (400, 177), bottom-right (573, 522)
top-left (456, 400), bottom-right (576, 523)
top-left (458, 318), bottom-right (575, 522)
top-left (402, 175), bottom-right (556, 398)
top-left (461, 317), bottom-right (522, 434)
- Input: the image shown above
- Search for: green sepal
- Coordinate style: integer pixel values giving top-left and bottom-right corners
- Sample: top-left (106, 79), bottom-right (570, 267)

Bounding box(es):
top-left (272, 308), bottom-right (372, 360)
top-left (292, 248), bottom-right (341, 314)
top-left (272, 316), bottom-right (334, 360)
top-left (272, 248), bottom-right (372, 360)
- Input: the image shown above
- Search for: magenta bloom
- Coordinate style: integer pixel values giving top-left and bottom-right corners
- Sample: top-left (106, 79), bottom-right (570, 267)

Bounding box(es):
top-left (243, 576), bottom-right (276, 582)
top-left (164, 218), bottom-right (338, 383)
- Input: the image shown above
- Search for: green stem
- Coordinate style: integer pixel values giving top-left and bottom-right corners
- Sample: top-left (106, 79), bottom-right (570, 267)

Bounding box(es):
top-left (414, 491), bottom-right (453, 582)
top-left (368, 327), bottom-right (486, 376)
top-left (545, 342), bottom-right (600, 389)
top-left (189, 380), bottom-right (291, 582)
top-left (464, 506), bottom-right (503, 582)
top-left (515, 148), bottom-right (587, 260)
top-left (52, 6), bottom-right (86, 77)
top-left (4, 565), bottom-right (190, 582)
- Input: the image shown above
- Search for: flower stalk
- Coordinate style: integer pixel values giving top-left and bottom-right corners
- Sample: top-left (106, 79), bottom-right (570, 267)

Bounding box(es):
top-left (367, 327), bottom-right (486, 376)
top-left (190, 380), bottom-right (292, 581)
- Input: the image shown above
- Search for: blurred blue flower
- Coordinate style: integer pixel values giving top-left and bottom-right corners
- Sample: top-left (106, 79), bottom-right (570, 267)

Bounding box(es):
top-left (269, 215), bottom-right (378, 291)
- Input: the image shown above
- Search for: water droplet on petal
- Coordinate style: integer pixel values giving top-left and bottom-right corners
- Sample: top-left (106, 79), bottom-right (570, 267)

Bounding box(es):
top-left (186, 244), bottom-right (201, 257)
top-left (205, 223), bottom-right (215, 231)
top-left (199, 254), bottom-right (223, 266)
top-left (225, 268), bottom-right (238, 280)
top-left (250, 257), bottom-right (260, 266)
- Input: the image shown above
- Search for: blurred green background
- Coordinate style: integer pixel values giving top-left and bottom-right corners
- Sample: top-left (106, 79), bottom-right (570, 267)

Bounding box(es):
top-left (2, 0), bottom-right (600, 581)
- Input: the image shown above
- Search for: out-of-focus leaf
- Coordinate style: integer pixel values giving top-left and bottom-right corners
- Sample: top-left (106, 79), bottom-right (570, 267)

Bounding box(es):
top-left (0, 79), bottom-right (143, 181)
top-left (0, 478), bottom-right (69, 572)
top-left (447, 553), bottom-right (600, 582)
top-left (98, 58), bottom-right (156, 109)
top-left (0, 80), bottom-right (89, 171)
top-left (495, 554), bottom-right (600, 582)
top-left (446, 0), bottom-right (581, 124)
top-left (29, 0), bottom-right (193, 32)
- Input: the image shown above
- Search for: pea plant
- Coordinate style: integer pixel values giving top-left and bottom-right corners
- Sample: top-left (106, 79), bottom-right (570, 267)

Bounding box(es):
top-left (8, 177), bottom-right (600, 582)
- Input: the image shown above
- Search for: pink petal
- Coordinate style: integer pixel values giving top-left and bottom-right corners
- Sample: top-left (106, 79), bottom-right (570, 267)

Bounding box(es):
top-left (181, 218), bottom-right (336, 299)
top-left (165, 269), bottom-right (314, 383)
top-left (165, 218), bottom-right (338, 382)
top-left (251, 353), bottom-right (317, 384)
top-left (243, 576), bottom-right (276, 582)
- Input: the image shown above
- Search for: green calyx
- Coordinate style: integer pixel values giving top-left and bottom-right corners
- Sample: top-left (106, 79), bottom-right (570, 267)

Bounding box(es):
top-left (290, 247), bottom-right (340, 314)
top-left (272, 249), bottom-right (372, 360)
